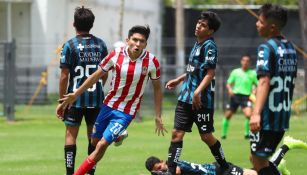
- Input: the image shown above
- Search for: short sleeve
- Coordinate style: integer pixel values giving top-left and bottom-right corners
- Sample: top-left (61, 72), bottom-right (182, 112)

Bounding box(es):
top-left (256, 44), bottom-right (271, 78)
top-left (60, 42), bottom-right (71, 69)
top-left (149, 56), bottom-right (161, 80)
top-left (100, 39), bottom-right (109, 58)
top-left (227, 70), bottom-right (235, 84)
top-left (203, 44), bottom-right (217, 69)
top-left (99, 50), bottom-right (116, 72)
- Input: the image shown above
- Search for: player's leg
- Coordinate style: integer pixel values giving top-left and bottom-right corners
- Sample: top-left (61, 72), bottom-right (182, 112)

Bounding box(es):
top-left (270, 136), bottom-right (307, 168)
top-left (75, 106), bottom-right (133, 175)
top-left (63, 107), bottom-right (83, 175)
top-left (221, 96), bottom-right (239, 139)
top-left (242, 106), bottom-right (252, 139)
top-left (241, 96), bottom-right (252, 139)
top-left (167, 101), bottom-right (191, 175)
top-left (250, 130), bottom-right (284, 174)
top-left (196, 108), bottom-right (229, 171)
top-left (221, 109), bottom-right (233, 139)
top-left (84, 108), bottom-right (100, 175)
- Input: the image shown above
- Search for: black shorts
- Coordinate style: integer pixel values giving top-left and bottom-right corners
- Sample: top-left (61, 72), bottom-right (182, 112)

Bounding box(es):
top-left (226, 94), bottom-right (252, 112)
top-left (64, 107), bottom-right (100, 126)
top-left (174, 101), bottom-right (214, 134)
top-left (250, 130), bottom-right (285, 158)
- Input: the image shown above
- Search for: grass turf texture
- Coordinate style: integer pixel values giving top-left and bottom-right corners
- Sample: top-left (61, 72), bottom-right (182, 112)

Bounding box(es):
top-left (0, 103), bottom-right (306, 175)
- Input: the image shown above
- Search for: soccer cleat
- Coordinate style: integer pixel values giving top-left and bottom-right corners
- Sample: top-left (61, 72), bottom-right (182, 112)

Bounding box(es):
top-left (244, 135), bottom-right (249, 139)
top-left (114, 130), bottom-right (128, 147)
top-left (278, 159), bottom-right (291, 175)
top-left (283, 136), bottom-right (307, 150)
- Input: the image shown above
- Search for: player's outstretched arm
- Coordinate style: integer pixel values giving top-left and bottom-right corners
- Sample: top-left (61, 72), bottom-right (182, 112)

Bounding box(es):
top-left (165, 73), bottom-right (186, 90)
top-left (250, 75), bottom-right (270, 133)
top-left (152, 79), bottom-right (167, 136)
top-left (58, 68), bottom-right (106, 109)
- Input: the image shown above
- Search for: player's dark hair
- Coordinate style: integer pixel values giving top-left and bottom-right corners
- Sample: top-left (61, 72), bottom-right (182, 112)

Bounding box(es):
top-left (128, 25), bottom-right (151, 40)
top-left (145, 156), bottom-right (161, 172)
top-left (74, 6), bottom-right (95, 32)
top-left (199, 11), bottom-right (221, 32)
top-left (258, 3), bottom-right (288, 30)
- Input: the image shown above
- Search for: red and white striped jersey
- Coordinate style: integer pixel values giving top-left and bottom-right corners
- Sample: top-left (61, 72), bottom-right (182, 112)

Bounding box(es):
top-left (99, 47), bottom-right (161, 116)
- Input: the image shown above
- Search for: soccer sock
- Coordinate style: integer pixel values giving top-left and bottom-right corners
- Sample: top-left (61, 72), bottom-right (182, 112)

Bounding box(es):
top-left (209, 140), bottom-right (229, 170)
top-left (221, 118), bottom-right (229, 137)
top-left (244, 118), bottom-right (249, 137)
top-left (258, 162), bottom-right (281, 175)
top-left (64, 144), bottom-right (76, 175)
top-left (74, 157), bottom-right (96, 175)
top-left (167, 141), bottom-right (183, 175)
top-left (87, 141), bottom-right (96, 175)
top-left (270, 145), bottom-right (289, 166)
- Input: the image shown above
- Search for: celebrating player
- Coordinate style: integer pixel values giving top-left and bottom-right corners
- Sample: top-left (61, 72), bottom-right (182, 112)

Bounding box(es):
top-left (57, 25), bottom-right (167, 175)
top-left (56, 6), bottom-right (108, 175)
top-left (165, 11), bottom-right (232, 174)
top-left (249, 3), bottom-right (297, 175)
top-left (221, 55), bottom-right (258, 139)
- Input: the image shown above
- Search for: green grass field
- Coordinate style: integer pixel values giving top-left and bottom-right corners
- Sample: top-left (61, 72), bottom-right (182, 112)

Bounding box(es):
top-left (0, 103), bottom-right (306, 175)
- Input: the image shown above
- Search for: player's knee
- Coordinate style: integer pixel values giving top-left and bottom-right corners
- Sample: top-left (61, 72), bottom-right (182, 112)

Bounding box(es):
top-left (171, 130), bottom-right (184, 142)
top-left (225, 111), bottom-right (233, 119)
top-left (96, 139), bottom-right (109, 152)
top-left (91, 138), bottom-right (99, 146)
top-left (200, 133), bottom-right (214, 144)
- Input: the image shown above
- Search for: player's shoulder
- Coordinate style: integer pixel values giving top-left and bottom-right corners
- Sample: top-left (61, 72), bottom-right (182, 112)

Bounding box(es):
top-left (63, 37), bottom-right (76, 48)
top-left (147, 51), bottom-right (157, 60)
top-left (91, 35), bottom-right (106, 44)
top-left (203, 38), bottom-right (217, 48)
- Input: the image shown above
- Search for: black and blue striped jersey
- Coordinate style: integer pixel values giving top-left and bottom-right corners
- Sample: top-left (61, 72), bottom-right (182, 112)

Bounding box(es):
top-left (178, 38), bottom-right (217, 109)
top-left (256, 36), bottom-right (297, 131)
top-left (178, 160), bottom-right (216, 175)
top-left (60, 34), bottom-right (108, 108)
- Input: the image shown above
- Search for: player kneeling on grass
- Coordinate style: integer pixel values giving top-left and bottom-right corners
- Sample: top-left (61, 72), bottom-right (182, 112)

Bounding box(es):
top-left (145, 136), bottom-right (307, 175)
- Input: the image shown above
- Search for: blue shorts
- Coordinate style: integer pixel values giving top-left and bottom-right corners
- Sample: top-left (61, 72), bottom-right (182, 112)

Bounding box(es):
top-left (92, 104), bottom-right (133, 144)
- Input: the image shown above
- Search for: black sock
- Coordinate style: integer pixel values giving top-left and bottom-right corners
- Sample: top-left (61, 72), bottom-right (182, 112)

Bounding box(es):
top-left (167, 141), bottom-right (183, 175)
top-left (209, 140), bottom-right (229, 170)
top-left (64, 144), bottom-right (76, 175)
top-left (270, 145), bottom-right (289, 166)
top-left (87, 141), bottom-right (96, 175)
top-left (258, 162), bottom-right (281, 175)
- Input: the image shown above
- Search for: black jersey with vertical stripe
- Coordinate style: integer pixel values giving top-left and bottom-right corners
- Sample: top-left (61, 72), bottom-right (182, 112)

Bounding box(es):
top-left (177, 160), bottom-right (217, 175)
top-left (60, 34), bottom-right (108, 108)
top-left (256, 36), bottom-right (297, 131)
top-left (178, 38), bottom-right (217, 109)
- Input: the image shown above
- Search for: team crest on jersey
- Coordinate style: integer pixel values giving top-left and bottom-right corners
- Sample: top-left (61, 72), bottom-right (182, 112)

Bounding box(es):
top-left (142, 66), bottom-right (148, 75)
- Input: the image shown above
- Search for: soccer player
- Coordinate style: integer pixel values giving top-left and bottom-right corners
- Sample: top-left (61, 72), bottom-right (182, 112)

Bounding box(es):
top-left (249, 3), bottom-right (297, 175)
top-left (221, 55), bottom-right (258, 139)
top-left (145, 136), bottom-right (307, 175)
top-left (56, 6), bottom-right (108, 175)
top-left (57, 25), bottom-right (167, 175)
top-left (165, 11), bottom-right (230, 175)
